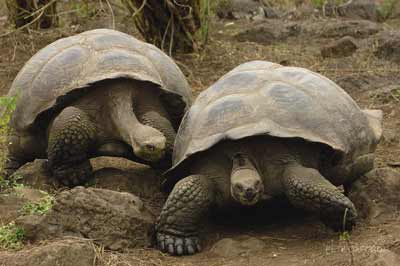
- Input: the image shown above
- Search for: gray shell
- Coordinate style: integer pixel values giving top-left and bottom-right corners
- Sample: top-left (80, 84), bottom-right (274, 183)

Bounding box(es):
top-left (168, 60), bottom-right (382, 179)
top-left (7, 29), bottom-right (192, 131)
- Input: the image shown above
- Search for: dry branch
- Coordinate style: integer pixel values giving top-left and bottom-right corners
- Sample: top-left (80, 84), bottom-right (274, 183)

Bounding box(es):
top-left (123, 0), bottom-right (202, 53)
top-left (6, 0), bottom-right (58, 29)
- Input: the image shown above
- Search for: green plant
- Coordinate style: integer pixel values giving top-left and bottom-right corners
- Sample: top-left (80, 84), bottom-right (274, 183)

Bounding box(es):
top-left (0, 95), bottom-right (18, 190)
top-left (20, 192), bottom-right (54, 216)
top-left (377, 0), bottom-right (397, 20)
top-left (199, 0), bottom-right (210, 46)
top-left (0, 222), bottom-right (25, 250)
top-left (0, 174), bottom-right (24, 190)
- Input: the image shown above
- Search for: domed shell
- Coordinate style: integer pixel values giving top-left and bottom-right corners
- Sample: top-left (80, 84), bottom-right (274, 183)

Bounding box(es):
top-left (7, 29), bottom-right (192, 131)
top-left (167, 60), bottom-right (382, 181)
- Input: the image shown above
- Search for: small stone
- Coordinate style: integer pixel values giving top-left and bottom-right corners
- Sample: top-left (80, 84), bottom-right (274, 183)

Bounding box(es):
top-left (321, 36), bottom-right (358, 58)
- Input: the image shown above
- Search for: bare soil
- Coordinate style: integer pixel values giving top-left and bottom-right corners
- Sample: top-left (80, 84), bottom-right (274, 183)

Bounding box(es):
top-left (1, 2), bottom-right (400, 266)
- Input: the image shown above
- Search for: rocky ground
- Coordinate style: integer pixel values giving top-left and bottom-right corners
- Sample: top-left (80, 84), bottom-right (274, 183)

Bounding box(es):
top-left (0, 1), bottom-right (400, 266)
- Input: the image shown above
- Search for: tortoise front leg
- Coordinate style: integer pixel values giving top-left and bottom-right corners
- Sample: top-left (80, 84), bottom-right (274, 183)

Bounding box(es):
top-left (282, 162), bottom-right (357, 231)
top-left (47, 107), bottom-right (96, 187)
top-left (156, 175), bottom-right (215, 256)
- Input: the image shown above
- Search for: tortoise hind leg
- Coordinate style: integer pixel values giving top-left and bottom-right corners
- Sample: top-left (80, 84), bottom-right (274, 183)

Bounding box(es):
top-left (156, 175), bottom-right (214, 256)
top-left (282, 162), bottom-right (357, 231)
top-left (47, 106), bottom-right (96, 187)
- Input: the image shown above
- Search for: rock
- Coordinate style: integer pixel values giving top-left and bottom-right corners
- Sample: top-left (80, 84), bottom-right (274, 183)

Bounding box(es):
top-left (216, 0), bottom-right (265, 20)
top-left (336, 0), bottom-right (378, 21)
top-left (16, 187), bottom-right (155, 250)
top-left (0, 187), bottom-right (48, 225)
top-left (0, 238), bottom-right (95, 266)
top-left (13, 158), bottom-right (163, 198)
top-left (93, 167), bottom-right (163, 199)
top-left (316, 20), bottom-right (381, 39)
top-left (375, 32), bottom-right (400, 63)
top-left (234, 21), bottom-right (301, 44)
top-left (211, 236), bottom-right (266, 257)
top-left (348, 168), bottom-right (400, 224)
top-left (12, 159), bottom-right (54, 190)
top-left (321, 36), bottom-right (358, 58)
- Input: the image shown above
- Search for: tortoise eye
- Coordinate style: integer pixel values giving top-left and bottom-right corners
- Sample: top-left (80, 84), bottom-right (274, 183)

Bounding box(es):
top-left (235, 184), bottom-right (244, 192)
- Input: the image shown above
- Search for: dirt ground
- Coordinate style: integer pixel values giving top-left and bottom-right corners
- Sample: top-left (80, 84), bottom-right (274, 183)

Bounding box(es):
top-left (1, 1), bottom-right (400, 266)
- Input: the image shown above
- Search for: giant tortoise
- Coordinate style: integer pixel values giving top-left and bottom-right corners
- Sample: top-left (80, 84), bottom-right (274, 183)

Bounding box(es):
top-left (155, 60), bottom-right (382, 255)
top-left (3, 29), bottom-right (192, 186)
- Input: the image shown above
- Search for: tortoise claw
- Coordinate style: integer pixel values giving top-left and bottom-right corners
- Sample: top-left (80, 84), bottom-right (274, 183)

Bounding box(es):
top-left (157, 232), bottom-right (201, 256)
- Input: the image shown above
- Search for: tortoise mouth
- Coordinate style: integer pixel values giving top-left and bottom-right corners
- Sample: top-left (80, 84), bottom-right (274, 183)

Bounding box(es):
top-left (231, 187), bottom-right (262, 206)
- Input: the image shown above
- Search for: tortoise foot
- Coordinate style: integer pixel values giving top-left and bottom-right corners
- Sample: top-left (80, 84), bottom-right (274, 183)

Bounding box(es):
top-left (157, 232), bottom-right (201, 256)
top-left (52, 160), bottom-right (93, 187)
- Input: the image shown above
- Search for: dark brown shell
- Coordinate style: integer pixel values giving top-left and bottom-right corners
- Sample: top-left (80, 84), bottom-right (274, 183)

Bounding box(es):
top-left (167, 61), bottom-right (382, 182)
top-left (7, 29), bottom-right (192, 131)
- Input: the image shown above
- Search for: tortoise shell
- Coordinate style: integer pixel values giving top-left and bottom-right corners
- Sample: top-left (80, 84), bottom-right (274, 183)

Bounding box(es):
top-left (6, 29), bottom-right (192, 131)
top-left (167, 60), bottom-right (382, 182)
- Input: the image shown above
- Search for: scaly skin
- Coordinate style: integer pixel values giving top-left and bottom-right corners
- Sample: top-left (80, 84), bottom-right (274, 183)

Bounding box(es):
top-left (282, 161), bottom-right (357, 231)
top-left (47, 106), bottom-right (96, 187)
top-left (156, 175), bottom-right (214, 256)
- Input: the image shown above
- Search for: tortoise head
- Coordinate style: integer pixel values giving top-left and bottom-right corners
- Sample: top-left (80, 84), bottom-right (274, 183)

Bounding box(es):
top-left (230, 153), bottom-right (264, 206)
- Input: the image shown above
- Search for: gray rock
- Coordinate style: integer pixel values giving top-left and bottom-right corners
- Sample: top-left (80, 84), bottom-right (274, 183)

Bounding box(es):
top-left (315, 20), bottom-right (381, 39)
top-left (375, 32), bottom-right (400, 63)
top-left (13, 158), bottom-right (163, 199)
top-left (16, 187), bottom-right (155, 250)
top-left (211, 236), bottom-right (266, 257)
top-left (0, 187), bottom-right (48, 225)
top-left (234, 21), bottom-right (300, 44)
top-left (0, 238), bottom-right (95, 266)
top-left (321, 36), bottom-right (358, 58)
top-left (337, 0), bottom-right (378, 21)
top-left (216, 0), bottom-right (265, 20)
top-left (12, 159), bottom-right (54, 190)
top-left (348, 168), bottom-right (400, 224)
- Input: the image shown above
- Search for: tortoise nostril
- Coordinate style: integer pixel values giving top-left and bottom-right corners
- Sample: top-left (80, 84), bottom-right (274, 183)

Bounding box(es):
top-left (146, 144), bottom-right (155, 151)
top-left (245, 188), bottom-right (256, 201)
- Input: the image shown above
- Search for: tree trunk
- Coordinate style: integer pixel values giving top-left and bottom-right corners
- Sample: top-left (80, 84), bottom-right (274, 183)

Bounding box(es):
top-left (6, 0), bottom-right (58, 29)
top-left (123, 0), bottom-right (202, 53)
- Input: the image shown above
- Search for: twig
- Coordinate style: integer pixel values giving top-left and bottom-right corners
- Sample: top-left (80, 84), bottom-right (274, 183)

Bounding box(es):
top-left (0, 0), bottom-right (57, 38)
top-left (390, 91), bottom-right (400, 102)
top-left (0, 10), bottom-right (44, 38)
top-left (130, 0), bottom-right (147, 18)
top-left (104, 0), bottom-right (115, 29)
top-left (21, 0), bottom-right (57, 20)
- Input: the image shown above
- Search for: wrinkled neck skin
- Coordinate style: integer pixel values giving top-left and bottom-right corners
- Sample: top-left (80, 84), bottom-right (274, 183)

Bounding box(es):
top-left (134, 85), bottom-right (177, 166)
top-left (107, 80), bottom-right (170, 163)
top-left (190, 136), bottom-right (323, 207)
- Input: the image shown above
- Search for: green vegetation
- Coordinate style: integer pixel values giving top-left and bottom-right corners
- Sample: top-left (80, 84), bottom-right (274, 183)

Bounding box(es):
top-left (20, 192), bottom-right (54, 216)
top-left (0, 95), bottom-right (18, 190)
top-left (377, 0), bottom-right (398, 20)
top-left (0, 222), bottom-right (25, 250)
top-left (0, 174), bottom-right (24, 190)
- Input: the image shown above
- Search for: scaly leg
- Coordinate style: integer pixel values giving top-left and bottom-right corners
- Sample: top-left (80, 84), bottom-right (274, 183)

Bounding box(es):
top-left (156, 175), bottom-right (214, 256)
top-left (47, 107), bottom-right (96, 187)
top-left (282, 162), bottom-right (357, 231)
